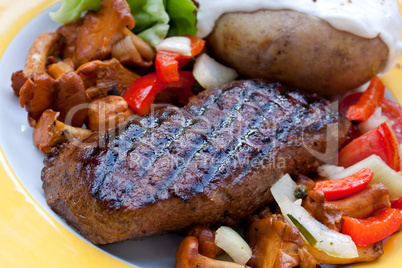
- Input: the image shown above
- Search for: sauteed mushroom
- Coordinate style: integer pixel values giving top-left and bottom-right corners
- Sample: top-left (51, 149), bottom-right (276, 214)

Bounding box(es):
top-left (47, 59), bottom-right (75, 79)
top-left (111, 28), bottom-right (155, 67)
top-left (11, 32), bottom-right (60, 95)
top-left (52, 71), bottom-right (88, 127)
top-left (304, 242), bottom-right (383, 266)
top-left (33, 109), bottom-right (91, 154)
top-left (19, 73), bottom-right (56, 126)
top-left (175, 236), bottom-right (251, 268)
top-left (245, 209), bottom-right (317, 268)
top-left (76, 58), bottom-right (140, 101)
top-left (74, 0), bottom-right (135, 65)
top-left (187, 225), bottom-right (223, 259)
top-left (87, 95), bottom-right (133, 132)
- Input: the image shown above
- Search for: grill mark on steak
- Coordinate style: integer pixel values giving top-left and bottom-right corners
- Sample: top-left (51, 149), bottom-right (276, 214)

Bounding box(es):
top-left (97, 87), bottom-right (248, 205)
top-left (156, 91), bottom-right (274, 199)
top-left (90, 110), bottom-right (176, 197)
top-left (140, 85), bottom-right (282, 200)
top-left (90, 89), bottom-right (229, 201)
top-left (150, 88), bottom-right (255, 200)
top-left (42, 80), bottom-right (351, 244)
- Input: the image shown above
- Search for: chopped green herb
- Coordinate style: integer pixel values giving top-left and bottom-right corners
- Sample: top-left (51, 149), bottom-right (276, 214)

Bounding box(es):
top-left (287, 214), bottom-right (317, 246)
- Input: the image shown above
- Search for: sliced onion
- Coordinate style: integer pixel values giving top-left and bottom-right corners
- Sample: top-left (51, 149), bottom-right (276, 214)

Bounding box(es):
top-left (155, 36), bottom-right (192, 56)
top-left (214, 226), bottom-right (252, 265)
top-left (193, 53), bottom-right (238, 89)
top-left (317, 164), bottom-right (345, 178)
top-left (276, 195), bottom-right (358, 259)
top-left (358, 107), bottom-right (388, 134)
top-left (270, 173), bottom-right (298, 202)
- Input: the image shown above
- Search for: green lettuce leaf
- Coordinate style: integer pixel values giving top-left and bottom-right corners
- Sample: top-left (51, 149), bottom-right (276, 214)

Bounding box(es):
top-left (49, 0), bottom-right (102, 24)
top-left (166, 0), bottom-right (198, 37)
top-left (126, 0), bottom-right (170, 47)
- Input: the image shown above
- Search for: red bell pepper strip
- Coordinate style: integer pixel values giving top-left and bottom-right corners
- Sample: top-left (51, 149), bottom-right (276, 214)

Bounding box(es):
top-left (155, 36), bottom-right (205, 82)
top-left (314, 168), bottom-right (373, 201)
top-left (339, 92), bottom-right (363, 117)
top-left (155, 52), bottom-right (181, 82)
top-left (342, 208), bottom-right (402, 246)
top-left (391, 197), bottom-right (402, 209)
top-left (338, 122), bottom-right (401, 171)
top-left (122, 71), bottom-right (195, 115)
top-left (346, 76), bottom-right (385, 121)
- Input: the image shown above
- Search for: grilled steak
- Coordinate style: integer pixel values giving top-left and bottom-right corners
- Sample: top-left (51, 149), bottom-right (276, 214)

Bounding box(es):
top-left (42, 80), bottom-right (351, 245)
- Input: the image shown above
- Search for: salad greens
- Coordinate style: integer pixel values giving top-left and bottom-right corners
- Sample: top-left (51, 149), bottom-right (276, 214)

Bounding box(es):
top-left (127, 0), bottom-right (169, 47)
top-left (49, 0), bottom-right (102, 24)
top-left (49, 0), bottom-right (198, 47)
top-left (165, 0), bottom-right (197, 37)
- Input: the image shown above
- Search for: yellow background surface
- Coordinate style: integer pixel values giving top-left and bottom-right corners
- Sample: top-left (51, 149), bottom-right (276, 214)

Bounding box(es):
top-left (0, 0), bottom-right (401, 267)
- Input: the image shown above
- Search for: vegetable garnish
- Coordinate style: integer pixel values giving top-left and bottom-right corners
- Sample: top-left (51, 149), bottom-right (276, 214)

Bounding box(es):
top-left (340, 93), bottom-right (402, 143)
top-left (155, 36), bottom-right (205, 82)
top-left (270, 174), bottom-right (298, 202)
top-left (165, 0), bottom-right (198, 37)
top-left (338, 122), bottom-right (401, 171)
top-left (326, 155), bottom-right (402, 202)
top-left (49, 0), bottom-right (102, 24)
top-left (277, 195), bottom-right (358, 258)
top-left (342, 208), bottom-right (402, 247)
top-left (193, 53), bottom-right (238, 89)
top-left (131, 0), bottom-right (198, 46)
top-left (287, 214), bottom-right (318, 246)
top-left (391, 197), bottom-right (402, 209)
top-left (339, 92), bottom-right (363, 117)
top-left (214, 226), bottom-right (252, 265)
top-left (346, 76), bottom-right (385, 121)
top-left (122, 71), bottom-right (195, 115)
top-left (128, 0), bottom-right (170, 47)
top-left (50, 0), bottom-right (198, 47)
top-left (314, 168), bottom-right (373, 201)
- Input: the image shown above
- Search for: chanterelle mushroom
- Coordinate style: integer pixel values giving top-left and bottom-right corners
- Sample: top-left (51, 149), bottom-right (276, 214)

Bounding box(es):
top-left (33, 109), bottom-right (91, 154)
top-left (47, 59), bottom-right (75, 80)
top-left (56, 18), bottom-right (83, 64)
top-left (19, 73), bottom-right (56, 126)
top-left (187, 225), bottom-right (223, 259)
top-left (11, 32), bottom-right (60, 95)
top-left (74, 0), bottom-right (135, 66)
top-left (245, 208), bottom-right (317, 268)
top-left (111, 28), bottom-right (155, 67)
top-left (175, 236), bottom-right (251, 268)
top-left (87, 95), bottom-right (133, 132)
top-left (76, 58), bottom-right (140, 101)
top-left (52, 71), bottom-right (88, 127)
top-left (304, 242), bottom-right (383, 266)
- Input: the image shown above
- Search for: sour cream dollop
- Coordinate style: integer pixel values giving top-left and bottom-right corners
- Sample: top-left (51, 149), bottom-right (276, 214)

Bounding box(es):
top-left (196, 0), bottom-right (402, 72)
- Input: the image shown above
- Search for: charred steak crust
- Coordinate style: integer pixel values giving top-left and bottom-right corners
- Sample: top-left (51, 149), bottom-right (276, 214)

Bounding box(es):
top-left (42, 80), bottom-right (351, 244)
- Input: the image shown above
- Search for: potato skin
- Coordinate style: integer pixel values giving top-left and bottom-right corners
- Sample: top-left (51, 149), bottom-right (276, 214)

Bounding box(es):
top-left (207, 9), bottom-right (389, 96)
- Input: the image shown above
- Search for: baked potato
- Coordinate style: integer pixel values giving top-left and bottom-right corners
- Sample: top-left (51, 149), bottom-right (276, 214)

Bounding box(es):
top-left (207, 9), bottom-right (389, 96)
